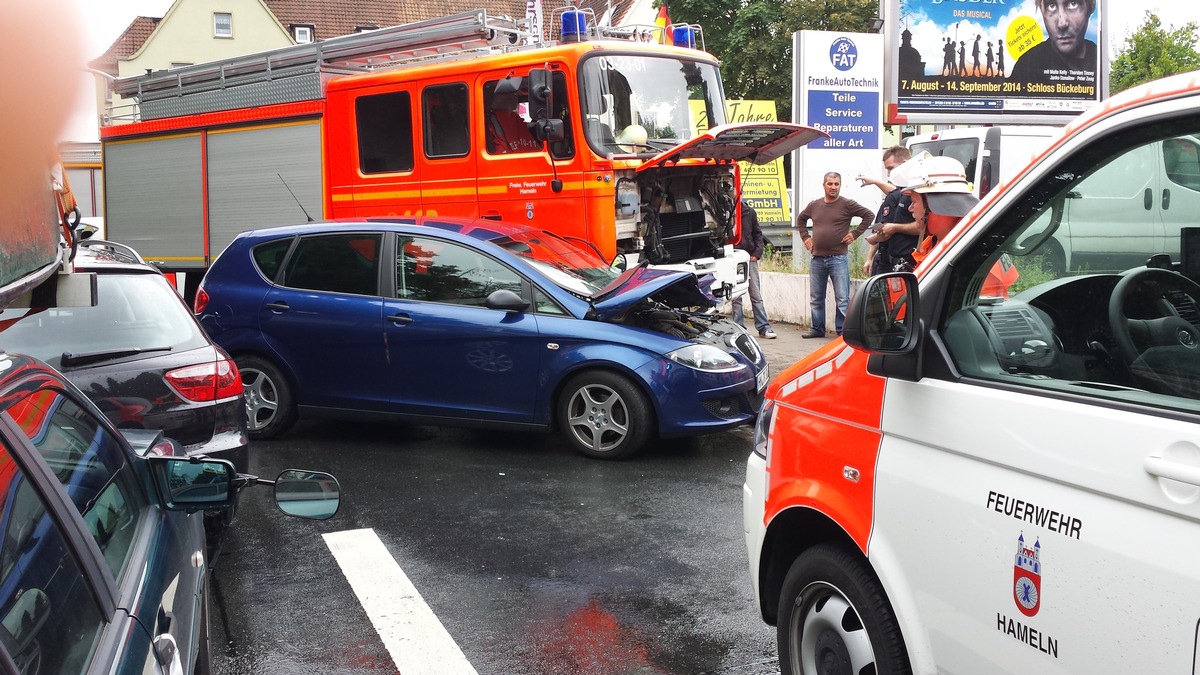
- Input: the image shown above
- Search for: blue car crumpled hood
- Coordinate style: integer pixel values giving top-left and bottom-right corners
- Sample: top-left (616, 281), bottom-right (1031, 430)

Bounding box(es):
top-left (589, 266), bottom-right (715, 322)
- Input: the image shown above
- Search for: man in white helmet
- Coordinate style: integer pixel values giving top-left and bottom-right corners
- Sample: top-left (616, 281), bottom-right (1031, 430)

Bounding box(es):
top-left (897, 152), bottom-right (1020, 295)
top-left (898, 152), bottom-right (979, 265)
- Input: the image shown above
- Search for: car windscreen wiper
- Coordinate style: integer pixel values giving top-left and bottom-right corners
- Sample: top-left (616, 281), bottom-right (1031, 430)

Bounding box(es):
top-left (60, 346), bottom-right (173, 368)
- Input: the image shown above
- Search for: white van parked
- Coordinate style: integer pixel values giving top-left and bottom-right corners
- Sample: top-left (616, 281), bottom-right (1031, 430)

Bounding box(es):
top-left (1051, 133), bottom-right (1200, 274)
top-left (905, 126), bottom-right (1060, 198)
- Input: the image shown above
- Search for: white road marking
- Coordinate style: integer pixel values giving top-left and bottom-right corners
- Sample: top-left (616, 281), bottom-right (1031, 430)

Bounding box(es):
top-left (323, 528), bottom-right (478, 674)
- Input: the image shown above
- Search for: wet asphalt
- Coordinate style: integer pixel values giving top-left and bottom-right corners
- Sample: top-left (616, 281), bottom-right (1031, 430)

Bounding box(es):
top-left (208, 325), bottom-right (835, 675)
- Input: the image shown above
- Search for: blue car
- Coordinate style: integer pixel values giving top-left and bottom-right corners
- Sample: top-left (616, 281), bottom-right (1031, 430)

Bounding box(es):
top-left (194, 217), bottom-right (769, 459)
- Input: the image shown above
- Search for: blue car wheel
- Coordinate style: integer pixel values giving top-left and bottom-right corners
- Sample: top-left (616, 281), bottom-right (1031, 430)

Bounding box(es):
top-left (236, 355), bottom-right (297, 439)
top-left (558, 370), bottom-right (652, 460)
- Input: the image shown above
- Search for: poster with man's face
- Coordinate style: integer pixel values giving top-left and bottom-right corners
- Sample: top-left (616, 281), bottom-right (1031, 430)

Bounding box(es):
top-left (886, 0), bottom-right (1105, 123)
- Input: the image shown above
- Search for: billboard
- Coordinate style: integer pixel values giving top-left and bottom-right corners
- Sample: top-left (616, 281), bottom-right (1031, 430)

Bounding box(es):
top-left (728, 101), bottom-right (792, 225)
top-left (792, 31), bottom-right (886, 216)
top-left (690, 100), bottom-right (794, 225)
top-left (884, 0), bottom-right (1108, 124)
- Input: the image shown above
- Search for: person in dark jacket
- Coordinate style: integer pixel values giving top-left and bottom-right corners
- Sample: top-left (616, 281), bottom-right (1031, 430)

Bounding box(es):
top-left (861, 145), bottom-right (915, 276)
top-left (732, 200), bottom-right (776, 339)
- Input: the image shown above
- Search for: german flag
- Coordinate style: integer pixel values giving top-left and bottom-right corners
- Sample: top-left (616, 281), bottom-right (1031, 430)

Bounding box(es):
top-left (655, 1), bottom-right (671, 44)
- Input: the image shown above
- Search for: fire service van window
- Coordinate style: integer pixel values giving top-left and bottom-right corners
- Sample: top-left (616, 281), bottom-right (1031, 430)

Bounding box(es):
top-left (356, 92), bottom-right (414, 174)
top-left (423, 83), bottom-right (470, 159)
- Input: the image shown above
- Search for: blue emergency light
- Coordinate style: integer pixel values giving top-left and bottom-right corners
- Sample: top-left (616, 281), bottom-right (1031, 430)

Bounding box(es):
top-left (561, 10), bottom-right (587, 43)
top-left (672, 26), bottom-right (696, 49)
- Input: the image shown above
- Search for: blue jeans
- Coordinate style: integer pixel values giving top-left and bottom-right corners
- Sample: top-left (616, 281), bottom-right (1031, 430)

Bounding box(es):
top-left (809, 254), bottom-right (850, 336)
top-left (732, 260), bottom-right (771, 333)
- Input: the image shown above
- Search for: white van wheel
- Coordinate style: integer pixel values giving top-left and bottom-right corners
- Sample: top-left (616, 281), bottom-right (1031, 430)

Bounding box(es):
top-left (777, 545), bottom-right (911, 675)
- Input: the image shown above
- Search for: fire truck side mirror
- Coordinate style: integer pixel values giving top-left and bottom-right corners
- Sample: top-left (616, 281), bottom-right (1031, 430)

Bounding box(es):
top-left (528, 68), bottom-right (554, 122)
top-left (530, 119), bottom-right (565, 144)
top-left (526, 68), bottom-right (564, 143)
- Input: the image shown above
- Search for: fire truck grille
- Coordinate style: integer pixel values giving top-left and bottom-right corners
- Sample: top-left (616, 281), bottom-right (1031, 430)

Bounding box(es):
top-left (659, 212), bottom-right (716, 263)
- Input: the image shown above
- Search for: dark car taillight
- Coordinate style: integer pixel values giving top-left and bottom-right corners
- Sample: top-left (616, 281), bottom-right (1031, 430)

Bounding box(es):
top-left (165, 358), bottom-right (242, 402)
top-left (194, 286), bottom-right (210, 314)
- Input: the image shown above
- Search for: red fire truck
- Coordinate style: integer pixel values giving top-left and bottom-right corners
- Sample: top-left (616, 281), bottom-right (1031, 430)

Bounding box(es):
top-left (100, 8), bottom-right (824, 301)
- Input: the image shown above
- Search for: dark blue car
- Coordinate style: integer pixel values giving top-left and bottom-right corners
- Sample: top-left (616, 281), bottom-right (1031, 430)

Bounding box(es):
top-left (195, 217), bottom-right (769, 459)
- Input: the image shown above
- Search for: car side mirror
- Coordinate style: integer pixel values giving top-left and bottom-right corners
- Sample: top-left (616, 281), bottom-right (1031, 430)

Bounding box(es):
top-left (842, 273), bottom-right (920, 353)
top-left (274, 469), bottom-right (341, 520)
top-left (150, 457), bottom-right (236, 511)
top-left (485, 288), bottom-right (531, 313)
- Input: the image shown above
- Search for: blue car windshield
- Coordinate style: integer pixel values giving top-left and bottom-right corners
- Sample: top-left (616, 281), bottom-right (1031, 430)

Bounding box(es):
top-left (489, 231), bottom-right (620, 295)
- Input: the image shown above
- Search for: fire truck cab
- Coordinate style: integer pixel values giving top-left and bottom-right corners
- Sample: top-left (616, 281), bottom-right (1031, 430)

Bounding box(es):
top-left (746, 70), bottom-right (1200, 674)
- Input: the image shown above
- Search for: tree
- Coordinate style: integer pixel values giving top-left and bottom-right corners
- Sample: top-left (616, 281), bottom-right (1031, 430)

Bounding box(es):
top-left (1109, 12), bottom-right (1200, 95)
top-left (663, 0), bottom-right (876, 122)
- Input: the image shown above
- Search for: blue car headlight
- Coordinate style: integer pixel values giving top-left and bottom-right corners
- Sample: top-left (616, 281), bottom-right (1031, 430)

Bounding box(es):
top-left (666, 344), bottom-right (741, 371)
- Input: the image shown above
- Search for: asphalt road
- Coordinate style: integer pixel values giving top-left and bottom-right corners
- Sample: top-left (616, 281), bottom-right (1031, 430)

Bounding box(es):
top-left (207, 330), bottom-right (833, 674)
top-left (209, 420), bottom-right (780, 675)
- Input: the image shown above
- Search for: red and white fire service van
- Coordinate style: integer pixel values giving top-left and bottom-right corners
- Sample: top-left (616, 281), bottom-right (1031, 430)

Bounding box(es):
top-left (746, 69), bottom-right (1200, 673)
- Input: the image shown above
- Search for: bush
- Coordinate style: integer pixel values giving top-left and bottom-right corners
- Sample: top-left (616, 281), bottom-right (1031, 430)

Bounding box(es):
top-left (760, 239), bottom-right (872, 278)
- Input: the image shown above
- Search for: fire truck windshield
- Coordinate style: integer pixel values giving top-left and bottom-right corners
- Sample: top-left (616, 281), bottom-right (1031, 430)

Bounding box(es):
top-left (579, 54), bottom-right (727, 154)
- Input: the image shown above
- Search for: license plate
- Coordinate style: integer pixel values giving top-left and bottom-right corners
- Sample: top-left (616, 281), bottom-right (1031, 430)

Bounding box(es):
top-left (756, 365), bottom-right (769, 392)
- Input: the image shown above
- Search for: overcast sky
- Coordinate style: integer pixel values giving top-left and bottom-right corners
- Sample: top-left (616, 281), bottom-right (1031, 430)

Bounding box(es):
top-left (60, 0), bottom-right (1200, 141)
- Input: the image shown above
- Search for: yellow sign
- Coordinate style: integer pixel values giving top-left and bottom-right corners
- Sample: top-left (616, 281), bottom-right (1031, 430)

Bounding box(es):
top-left (690, 100), bottom-right (792, 224)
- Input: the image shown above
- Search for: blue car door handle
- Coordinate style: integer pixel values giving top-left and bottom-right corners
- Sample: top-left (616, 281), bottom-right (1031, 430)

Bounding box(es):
top-left (387, 313), bottom-right (413, 325)
top-left (265, 301), bottom-right (290, 312)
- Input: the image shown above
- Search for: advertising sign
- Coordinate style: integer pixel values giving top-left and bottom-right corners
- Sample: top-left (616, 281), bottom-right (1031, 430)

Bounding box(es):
top-left (793, 31), bottom-right (886, 218)
top-left (728, 101), bottom-right (792, 225)
top-left (884, 0), bottom-right (1107, 124)
top-left (689, 100), bottom-right (794, 225)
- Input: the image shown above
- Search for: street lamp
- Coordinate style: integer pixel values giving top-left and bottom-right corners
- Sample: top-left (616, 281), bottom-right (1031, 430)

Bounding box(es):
top-left (868, 17), bottom-right (885, 33)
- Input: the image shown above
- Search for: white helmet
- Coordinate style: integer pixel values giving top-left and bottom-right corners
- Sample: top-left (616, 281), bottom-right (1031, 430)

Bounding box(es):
top-left (896, 151), bottom-right (977, 217)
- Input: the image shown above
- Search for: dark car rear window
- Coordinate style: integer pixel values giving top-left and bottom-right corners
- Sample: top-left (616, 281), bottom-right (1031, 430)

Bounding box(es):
top-left (252, 238), bottom-right (294, 282)
top-left (0, 274), bottom-right (209, 365)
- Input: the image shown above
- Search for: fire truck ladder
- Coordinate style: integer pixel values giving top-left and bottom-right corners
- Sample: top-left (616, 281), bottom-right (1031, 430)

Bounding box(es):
top-left (111, 10), bottom-right (533, 121)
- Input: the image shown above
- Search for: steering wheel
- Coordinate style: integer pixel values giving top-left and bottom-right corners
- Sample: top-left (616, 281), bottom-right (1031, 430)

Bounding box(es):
top-left (1107, 267), bottom-right (1200, 397)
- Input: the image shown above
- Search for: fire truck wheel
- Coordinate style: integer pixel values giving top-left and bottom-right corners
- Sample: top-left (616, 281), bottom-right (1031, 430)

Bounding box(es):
top-left (557, 370), bottom-right (652, 460)
top-left (236, 355), bottom-right (298, 440)
top-left (777, 544), bottom-right (911, 675)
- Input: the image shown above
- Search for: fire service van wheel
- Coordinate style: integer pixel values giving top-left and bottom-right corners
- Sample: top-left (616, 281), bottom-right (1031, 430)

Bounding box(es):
top-left (236, 355), bottom-right (298, 440)
top-left (777, 544), bottom-right (911, 675)
top-left (558, 370), bottom-right (652, 460)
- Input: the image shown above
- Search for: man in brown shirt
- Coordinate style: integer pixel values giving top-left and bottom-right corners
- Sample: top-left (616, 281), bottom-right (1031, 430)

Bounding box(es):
top-left (796, 172), bottom-right (875, 337)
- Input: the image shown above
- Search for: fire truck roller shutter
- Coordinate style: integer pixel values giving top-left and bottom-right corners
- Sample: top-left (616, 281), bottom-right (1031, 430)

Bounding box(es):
top-left (207, 121), bottom-right (323, 259)
top-left (104, 134), bottom-right (206, 266)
